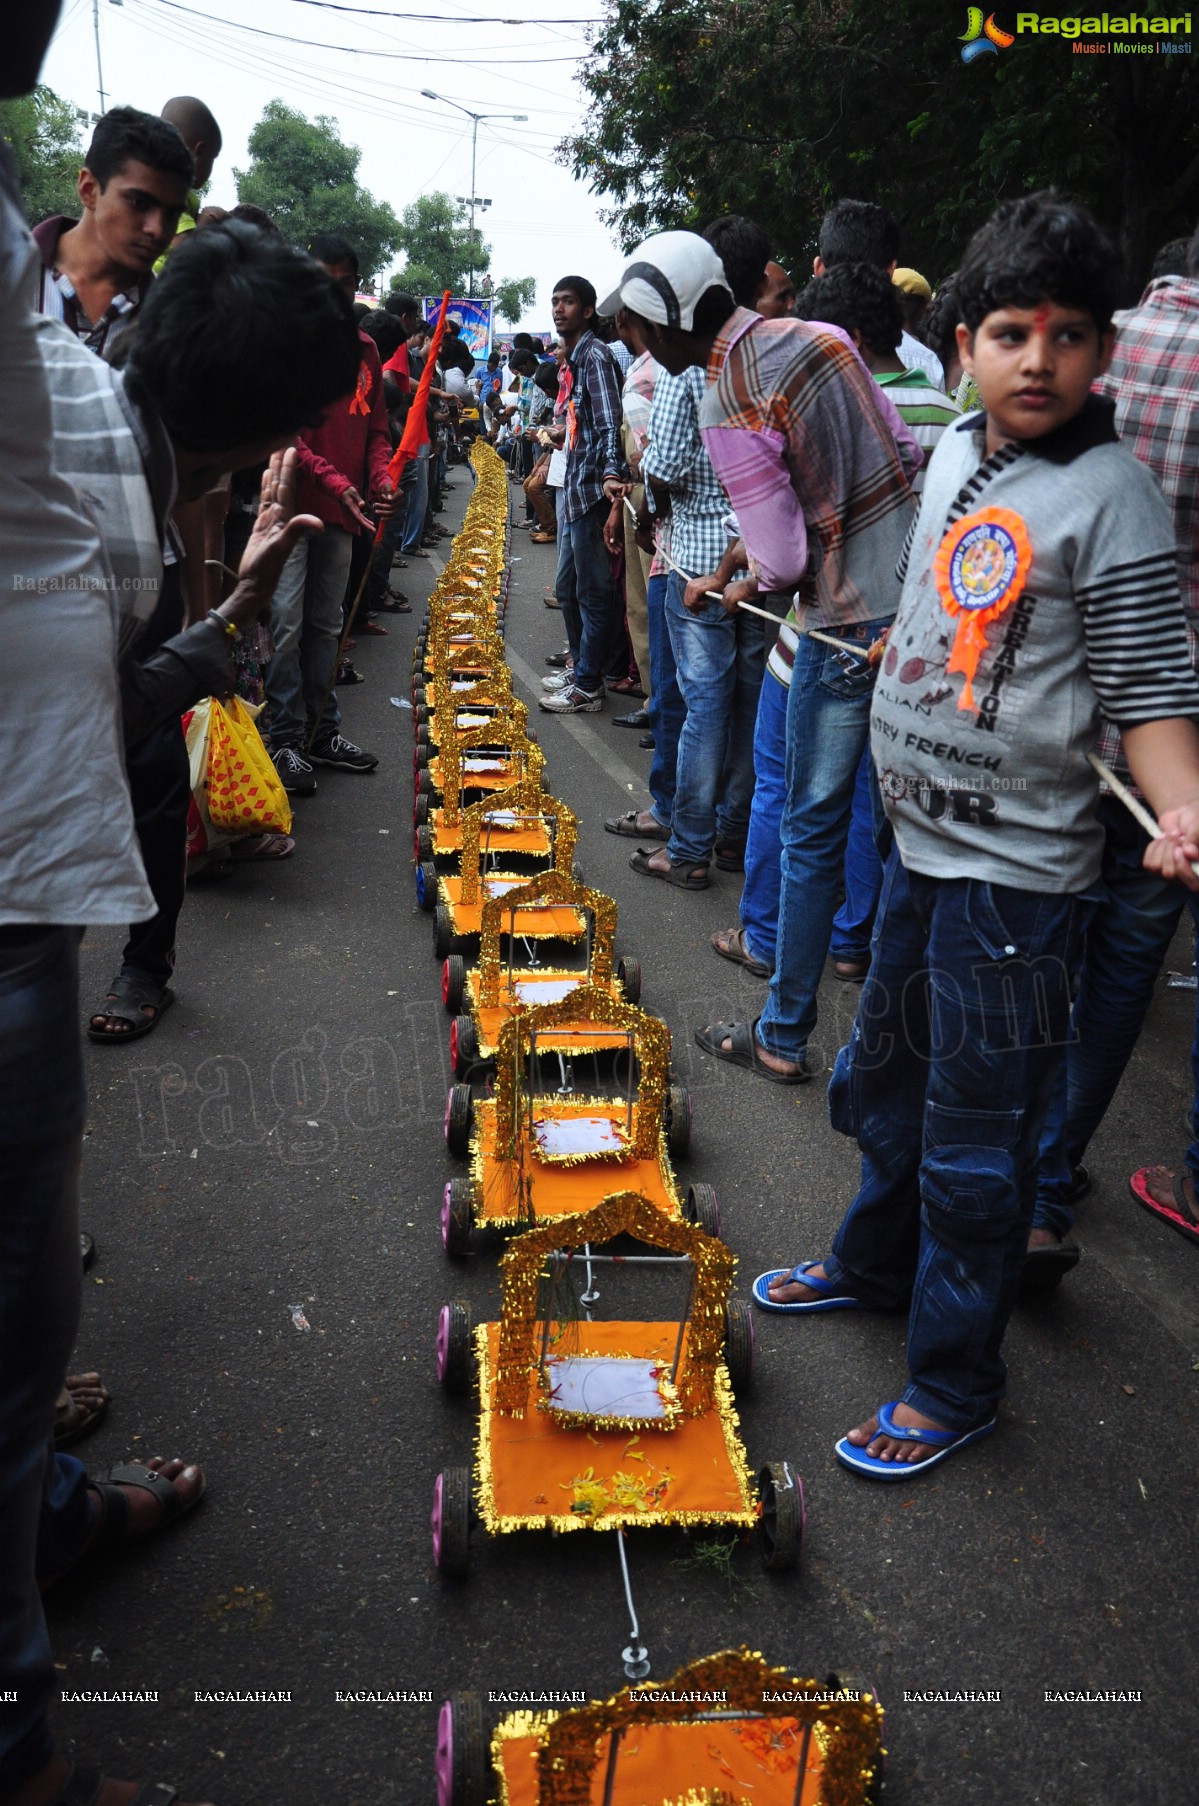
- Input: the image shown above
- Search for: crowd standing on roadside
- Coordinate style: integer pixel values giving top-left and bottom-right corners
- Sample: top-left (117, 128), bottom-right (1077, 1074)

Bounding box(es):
top-left (3, 1), bottom-right (1199, 1796)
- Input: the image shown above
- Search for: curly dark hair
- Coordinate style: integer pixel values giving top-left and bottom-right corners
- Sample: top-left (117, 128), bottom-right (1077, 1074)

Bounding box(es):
top-left (956, 192), bottom-right (1118, 334)
top-left (923, 276), bottom-right (964, 374)
top-left (794, 262), bottom-right (903, 356)
top-left (126, 220), bottom-right (361, 453)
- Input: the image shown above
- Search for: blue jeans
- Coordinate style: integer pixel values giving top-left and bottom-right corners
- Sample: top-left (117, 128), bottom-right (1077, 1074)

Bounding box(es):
top-left (1033, 796), bottom-right (1197, 1237)
top-left (265, 526), bottom-right (352, 746)
top-left (401, 446), bottom-right (430, 555)
top-left (757, 618), bottom-right (892, 1063)
top-left (830, 746), bottom-right (886, 963)
top-left (664, 574), bottom-right (761, 865)
top-left (0, 928), bottom-right (87, 1791)
top-left (824, 853), bottom-right (1088, 1429)
top-left (645, 572), bottom-right (683, 830)
top-left (740, 669), bottom-right (787, 972)
top-left (555, 498), bottom-right (622, 695)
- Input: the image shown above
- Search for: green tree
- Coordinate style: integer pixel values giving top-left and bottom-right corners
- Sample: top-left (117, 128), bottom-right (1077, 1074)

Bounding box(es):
top-left (389, 191), bottom-right (536, 314)
top-left (563, 0), bottom-right (1199, 295)
top-left (493, 275), bottom-right (537, 325)
top-left (388, 192), bottom-right (488, 296)
top-left (234, 101), bottom-right (401, 282)
top-left (0, 84), bottom-right (85, 224)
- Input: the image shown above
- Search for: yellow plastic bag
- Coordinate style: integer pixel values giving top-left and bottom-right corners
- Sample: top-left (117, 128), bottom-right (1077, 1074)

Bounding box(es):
top-left (205, 696), bottom-right (293, 836)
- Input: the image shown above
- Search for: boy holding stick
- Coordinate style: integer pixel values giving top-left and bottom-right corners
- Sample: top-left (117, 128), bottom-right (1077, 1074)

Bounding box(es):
top-left (756, 193), bottom-right (1199, 1479)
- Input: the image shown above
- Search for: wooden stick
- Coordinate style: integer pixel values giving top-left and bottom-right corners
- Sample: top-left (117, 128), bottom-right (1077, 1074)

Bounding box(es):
top-left (1088, 752), bottom-right (1199, 877)
top-left (640, 532), bottom-right (787, 624)
top-left (735, 598), bottom-right (787, 625)
top-left (807, 627), bottom-right (872, 660)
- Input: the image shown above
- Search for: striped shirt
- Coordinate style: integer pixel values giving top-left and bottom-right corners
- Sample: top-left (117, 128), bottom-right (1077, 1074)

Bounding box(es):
top-left (641, 365), bottom-right (730, 578)
top-left (556, 329), bottom-right (626, 524)
top-left (1093, 275), bottom-right (1199, 780)
top-left (873, 397), bottom-right (1199, 893)
top-left (875, 368), bottom-right (962, 495)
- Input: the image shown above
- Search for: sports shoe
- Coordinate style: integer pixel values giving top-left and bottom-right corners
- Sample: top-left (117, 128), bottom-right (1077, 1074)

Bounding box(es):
top-left (308, 732), bottom-right (379, 773)
top-left (272, 744), bottom-right (317, 796)
top-left (539, 684), bottom-right (603, 714)
top-left (541, 669), bottom-right (574, 690)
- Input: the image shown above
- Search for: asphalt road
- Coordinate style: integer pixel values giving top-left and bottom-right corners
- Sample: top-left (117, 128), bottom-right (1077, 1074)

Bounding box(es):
top-left (57, 469), bottom-right (1199, 1806)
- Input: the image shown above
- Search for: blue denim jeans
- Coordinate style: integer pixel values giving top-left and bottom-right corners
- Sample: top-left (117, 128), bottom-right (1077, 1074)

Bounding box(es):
top-left (645, 572), bottom-right (683, 830)
top-left (0, 927), bottom-right (87, 1791)
top-left (757, 617), bottom-right (893, 1063)
top-left (824, 853), bottom-right (1088, 1429)
top-left (663, 573), bottom-right (762, 865)
top-left (1033, 795), bottom-right (1196, 1237)
top-left (740, 669), bottom-right (787, 973)
top-left (400, 445), bottom-right (430, 555)
top-left (555, 498), bottom-right (622, 695)
top-left (265, 526), bottom-right (352, 746)
top-left (830, 746), bottom-right (886, 963)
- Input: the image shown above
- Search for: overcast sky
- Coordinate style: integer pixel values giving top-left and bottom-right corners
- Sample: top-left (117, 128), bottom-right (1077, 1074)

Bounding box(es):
top-left (40, 0), bottom-right (623, 332)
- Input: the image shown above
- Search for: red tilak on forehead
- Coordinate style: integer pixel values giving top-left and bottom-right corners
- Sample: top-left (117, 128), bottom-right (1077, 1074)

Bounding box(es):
top-left (1033, 305), bottom-right (1050, 330)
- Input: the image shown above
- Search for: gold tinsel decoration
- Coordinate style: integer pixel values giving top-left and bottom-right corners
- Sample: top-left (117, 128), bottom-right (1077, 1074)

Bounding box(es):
top-left (491, 987), bottom-right (670, 1165)
top-left (492, 1189), bottom-right (732, 1418)
top-left (533, 1650), bottom-right (885, 1806)
top-left (458, 779), bottom-right (575, 907)
top-left (477, 866), bottom-right (616, 1004)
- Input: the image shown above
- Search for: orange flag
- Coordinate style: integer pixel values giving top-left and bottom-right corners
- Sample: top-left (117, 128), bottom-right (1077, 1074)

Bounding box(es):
top-left (377, 289), bottom-right (453, 539)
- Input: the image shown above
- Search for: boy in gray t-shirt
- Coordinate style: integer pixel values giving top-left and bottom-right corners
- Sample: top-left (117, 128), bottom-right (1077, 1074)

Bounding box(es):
top-left (752, 194), bottom-right (1199, 1481)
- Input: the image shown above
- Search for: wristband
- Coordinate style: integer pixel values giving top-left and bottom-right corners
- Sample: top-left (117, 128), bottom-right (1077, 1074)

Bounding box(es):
top-left (209, 611), bottom-right (240, 640)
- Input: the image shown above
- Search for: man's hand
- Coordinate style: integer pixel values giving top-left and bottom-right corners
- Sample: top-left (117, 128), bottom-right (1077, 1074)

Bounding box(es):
top-left (1144, 804), bottom-right (1199, 889)
top-left (338, 483), bottom-right (374, 532)
top-left (602, 477), bottom-right (631, 504)
top-left (371, 479), bottom-right (398, 522)
top-left (603, 502), bottom-right (624, 557)
top-left (219, 447), bottom-right (322, 630)
top-left (714, 576), bottom-right (759, 618)
top-left (684, 571), bottom-right (723, 613)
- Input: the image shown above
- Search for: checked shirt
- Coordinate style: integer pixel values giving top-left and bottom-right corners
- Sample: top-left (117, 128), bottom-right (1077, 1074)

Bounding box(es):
top-left (641, 365), bottom-right (730, 579)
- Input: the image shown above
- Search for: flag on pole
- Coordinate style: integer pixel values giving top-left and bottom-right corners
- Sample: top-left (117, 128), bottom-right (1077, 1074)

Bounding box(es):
top-left (378, 289), bottom-right (452, 529)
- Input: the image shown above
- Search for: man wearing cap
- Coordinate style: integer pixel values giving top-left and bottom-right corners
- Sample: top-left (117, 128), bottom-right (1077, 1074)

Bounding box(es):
top-left (539, 275), bottom-right (629, 714)
top-left (605, 230), bottom-right (914, 1082)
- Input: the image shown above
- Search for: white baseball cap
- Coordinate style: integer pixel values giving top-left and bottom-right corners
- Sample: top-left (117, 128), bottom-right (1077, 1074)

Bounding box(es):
top-left (599, 231), bottom-right (732, 330)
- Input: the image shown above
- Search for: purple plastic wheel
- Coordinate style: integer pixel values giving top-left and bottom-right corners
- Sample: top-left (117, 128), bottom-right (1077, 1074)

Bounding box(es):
top-left (434, 1698), bottom-right (454, 1806)
top-left (435, 1304), bottom-right (452, 1383)
top-left (431, 1471), bottom-right (446, 1566)
top-left (440, 1182), bottom-right (453, 1251)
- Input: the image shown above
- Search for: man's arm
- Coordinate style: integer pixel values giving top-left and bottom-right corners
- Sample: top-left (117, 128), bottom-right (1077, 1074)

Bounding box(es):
top-left (641, 370), bottom-right (705, 491)
top-left (582, 342), bottom-right (627, 491)
top-left (701, 422), bottom-right (807, 592)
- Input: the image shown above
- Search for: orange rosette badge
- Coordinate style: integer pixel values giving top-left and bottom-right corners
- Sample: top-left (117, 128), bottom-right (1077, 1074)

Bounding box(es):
top-left (933, 506), bottom-right (1032, 711)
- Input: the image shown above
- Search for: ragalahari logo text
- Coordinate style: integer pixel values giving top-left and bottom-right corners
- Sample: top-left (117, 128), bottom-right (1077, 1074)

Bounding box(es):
top-left (961, 8), bottom-right (1016, 59)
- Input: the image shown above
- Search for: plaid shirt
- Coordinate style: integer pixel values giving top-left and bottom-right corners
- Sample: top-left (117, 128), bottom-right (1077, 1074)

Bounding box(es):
top-left (1094, 275), bottom-right (1199, 778)
top-left (555, 329), bottom-right (626, 524)
top-left (641, 365), bottom-right (730, 578)
top-left (699, 307), bottom-right (913, 627)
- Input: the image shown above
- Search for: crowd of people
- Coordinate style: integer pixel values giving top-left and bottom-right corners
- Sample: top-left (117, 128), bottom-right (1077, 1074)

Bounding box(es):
top-left (511, 205), bottom-right (1199, 1481)
top-left (3, 0), bottom-right (1199, 1797)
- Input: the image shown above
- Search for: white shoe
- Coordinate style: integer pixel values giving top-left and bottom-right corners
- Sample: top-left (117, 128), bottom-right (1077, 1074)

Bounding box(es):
top-left (539, 684), bottom-right (603, 714)
top-left (541, 669), bottom-right (573, 690)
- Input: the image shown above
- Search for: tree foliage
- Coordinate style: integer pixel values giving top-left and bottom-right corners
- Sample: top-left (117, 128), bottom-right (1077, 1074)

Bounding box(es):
top-left (388, 190), bottom-right (537, 317)
top-left (0, 84), bottom-right (86, 224)
top-left (234, 101), bottom-right (401, 281)
top-left (388, 191), bottom-right (489, 295)
top-left (493, 275), bottom-right (537, 324)
top-left (563, 0), bottom-right (1199, 294)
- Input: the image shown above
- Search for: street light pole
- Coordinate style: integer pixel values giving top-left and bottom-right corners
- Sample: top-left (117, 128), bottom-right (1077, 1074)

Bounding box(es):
top-left (421, 91), bottom-right (527, 300)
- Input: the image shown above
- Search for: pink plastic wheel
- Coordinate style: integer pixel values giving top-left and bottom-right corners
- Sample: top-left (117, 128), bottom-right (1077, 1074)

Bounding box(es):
top-left (440, 1182), bottom-right (453, 1250)
top-left (449, 1018), bottom-right (461, 1073)
top-left (435, 1303), bottom-right (452, 1383)
top-left (434, 1698), bottom-right (455, 1806)
top-left (431, 1471), bottom-right (446, 1566)
top-left (441, 959), bottom-right (452, 1008)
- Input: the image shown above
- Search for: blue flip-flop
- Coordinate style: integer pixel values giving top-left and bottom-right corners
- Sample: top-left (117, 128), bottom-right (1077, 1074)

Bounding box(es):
top-left (834, 1402), bottom-right (997, 1480)
top-left (751, 1263), bottom-right (871, 1314)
